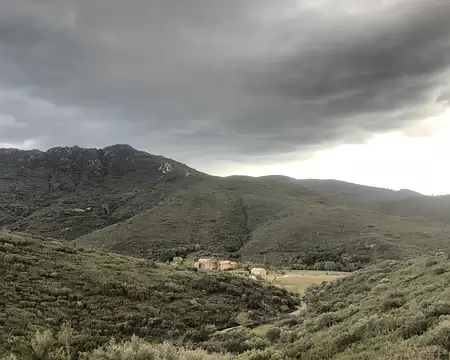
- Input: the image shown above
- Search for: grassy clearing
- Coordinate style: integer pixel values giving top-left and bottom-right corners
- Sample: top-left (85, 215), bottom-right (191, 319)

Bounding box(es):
top-left (267, 270), bottom-right (349, 295)
top-left (250, 324), bottom-right (273, 337)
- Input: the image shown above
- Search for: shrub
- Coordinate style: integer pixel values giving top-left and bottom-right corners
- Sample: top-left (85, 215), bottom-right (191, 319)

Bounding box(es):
top-left (265, 328), bottom-right (281, 343)
top-left (433, 267), bottom-right (447, 275)
top-left (324, 261), bottom-right (339, 271)
top-left (3, 327), bottom-right (232, 360)
top-left (425, 258), bottom-right (438, 268)
top-left (398, 314), bottom-right (430, 339)
top-left (236, 312), bottom-right (253, 327)
top-left (422, 320), bottom-right (450, 351)
top-left (202, 329), bottom-right (268, 355)
top-left (239, 347), bottom-right (283, 360)
top-left (425, 301), bottom-right (450, 318)
top-left (381, 292), bottom-right (406, 311)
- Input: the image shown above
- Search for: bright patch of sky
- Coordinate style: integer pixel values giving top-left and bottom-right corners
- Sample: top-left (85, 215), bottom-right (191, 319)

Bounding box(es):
top-left (220, 110), bottom-right (450, 195)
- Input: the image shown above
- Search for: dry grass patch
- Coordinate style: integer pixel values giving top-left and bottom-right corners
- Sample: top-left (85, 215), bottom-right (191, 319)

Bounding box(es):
top-left (268, 270), bottom-right (348, 295)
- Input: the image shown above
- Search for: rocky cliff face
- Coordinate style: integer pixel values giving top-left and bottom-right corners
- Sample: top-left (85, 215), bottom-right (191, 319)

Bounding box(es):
top-left (0, 144), bottom-right (204, 239)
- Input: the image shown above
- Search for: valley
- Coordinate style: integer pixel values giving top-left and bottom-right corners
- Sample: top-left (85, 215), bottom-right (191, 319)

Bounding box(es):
top-left (2, 145), bottom-right (450, 359)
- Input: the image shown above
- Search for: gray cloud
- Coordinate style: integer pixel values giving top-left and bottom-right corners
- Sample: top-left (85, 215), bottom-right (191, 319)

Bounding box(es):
top-left (0, 0), bottom-right (449, 166)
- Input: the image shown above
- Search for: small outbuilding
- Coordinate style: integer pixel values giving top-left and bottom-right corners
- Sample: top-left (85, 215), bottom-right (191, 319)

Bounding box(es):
top-left (250, 268), bottom-right (267, 276)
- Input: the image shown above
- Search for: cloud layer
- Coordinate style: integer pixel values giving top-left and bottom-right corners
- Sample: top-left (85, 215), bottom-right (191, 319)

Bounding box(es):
top-left (1, 0), bottom-right (449, 164)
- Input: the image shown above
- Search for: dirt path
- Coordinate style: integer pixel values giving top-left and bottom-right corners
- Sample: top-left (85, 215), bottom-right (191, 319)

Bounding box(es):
top-left (289, 301), bottom-right (307, 316)
top-left (216, 325), bottom-right (243, 334)
top-left (215, 301), bottom-right (307, 334)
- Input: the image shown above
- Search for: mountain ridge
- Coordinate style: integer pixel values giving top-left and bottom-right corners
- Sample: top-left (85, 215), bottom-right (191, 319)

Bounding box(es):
top-left (2, 144), bottom-right (450, 268)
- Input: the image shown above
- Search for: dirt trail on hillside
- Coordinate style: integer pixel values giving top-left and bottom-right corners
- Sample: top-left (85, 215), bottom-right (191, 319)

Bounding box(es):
top-left (289, 301), bottom-right (307, 316)
top-left (215, 301), bottom-right (307, 334)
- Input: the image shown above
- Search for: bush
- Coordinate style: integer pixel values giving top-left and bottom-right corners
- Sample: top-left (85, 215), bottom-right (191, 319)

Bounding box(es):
top-left (433, 267), bottom-right (447, 275)
top-left (236, 312), bottom-right (253, 327)
top-left (425, 258), bottom-right (438, 268)
top-left (3, 326), bottom-right (232, 360)
top-left (324, 261), bottom-right (339, 272)
top-left (423, 320), bottom-right (450, 351)
top-left (265, 328), bottom-right (281, 343)
top-left (398, 314), bottom-right (429, 339)
top-left (381, 292), bottom-right (406, 311)
top-left (202, 329), bottom-right (268, 355)
top-left (425, 301), bottom-right (450, 318)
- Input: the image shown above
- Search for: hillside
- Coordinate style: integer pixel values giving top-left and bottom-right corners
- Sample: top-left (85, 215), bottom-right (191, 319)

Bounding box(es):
top-left (375, 195), bottom-right (450, 225)
top-left (3, 144), bottom-right (450, 269)
top-left (73, 176), bottom-right (329, 262)
top-left (296, 179), bottom-right (450, 225)
top-left (75, 176), bottom-right (450, 269)
top-left (0, 231), bottom-right (297, 356)
top-left (259, 254), bottom-right (450, 359)
top-left (0, 145), bottom-right (204, 239)
top-left (296, 179), bottom-right (423, 202)
top-left (4, 252), bottom-right (450, 359)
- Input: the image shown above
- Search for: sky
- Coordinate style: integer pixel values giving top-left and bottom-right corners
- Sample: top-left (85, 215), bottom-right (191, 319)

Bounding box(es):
top-left (0, 0), bottom-right (450, 195)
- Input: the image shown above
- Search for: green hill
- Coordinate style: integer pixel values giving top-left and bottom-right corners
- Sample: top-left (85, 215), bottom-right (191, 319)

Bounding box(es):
top-left (0, 231), bottom-right (297, 356)
top-left (75, 176), bottom-right (450, 270)
top-left (3, 145), bottom-right (450, 269)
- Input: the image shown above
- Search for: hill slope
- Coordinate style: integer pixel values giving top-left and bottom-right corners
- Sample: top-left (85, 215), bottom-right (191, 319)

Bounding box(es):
top-left (296, 179), bottom-right (423, 202)
top-left (4, 251), bottom-right (450, 359)
top-left (0, 145), bottom-right (204, 239)
top-left (263, 254), bottom-right (450, 359)
top-left (75, 176), bottom-right (450, 269)
top-left (0, 231), bottom-right (297, 356)
top-left (3, 144), bottom-right (450, 268)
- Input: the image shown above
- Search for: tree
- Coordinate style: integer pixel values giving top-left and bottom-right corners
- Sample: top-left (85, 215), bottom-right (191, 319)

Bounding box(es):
top-left (324, 261), bottom-right (338, 271)
top-left (235, 311), bottom-right (253, 327)
top-left (313, 262), bottom-right (325, 270)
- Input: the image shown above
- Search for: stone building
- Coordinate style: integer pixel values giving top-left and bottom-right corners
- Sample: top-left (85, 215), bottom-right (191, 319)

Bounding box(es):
top-left (195, 258), bottom-right (218, 270)
top-left (218, 260), bottom-right (239, 271)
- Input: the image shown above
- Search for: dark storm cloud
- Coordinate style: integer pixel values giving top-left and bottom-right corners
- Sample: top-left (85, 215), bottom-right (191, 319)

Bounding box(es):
top-left (0, 0), bottom-right (449, 163)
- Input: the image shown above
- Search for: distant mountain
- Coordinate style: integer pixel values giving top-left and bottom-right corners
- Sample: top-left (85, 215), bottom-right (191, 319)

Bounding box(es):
top-left (2, 144), bottom-right (450, 269)
top-left (296, 179), bottom-right (423, 202)
top-left (0, 144), bottom-right (204, 239)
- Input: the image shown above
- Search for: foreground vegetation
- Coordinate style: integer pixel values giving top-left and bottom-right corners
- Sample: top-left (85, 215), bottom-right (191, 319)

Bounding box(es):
top-left (0, 231), bottom-right (297, 356)
top-left (2, 328), bottom-right (233, 360)
top-left (6, 254), bottom-right (450, 359)
top-left (4, 227), bottom-right (450, 359)
top-left (247, 255), bottom-right (450, 359)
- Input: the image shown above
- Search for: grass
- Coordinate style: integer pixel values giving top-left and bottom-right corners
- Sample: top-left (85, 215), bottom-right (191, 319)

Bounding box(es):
top-left (268, 270), bottom-right (348, 295)
top-left (250, 324), bottom-right (273, 337)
